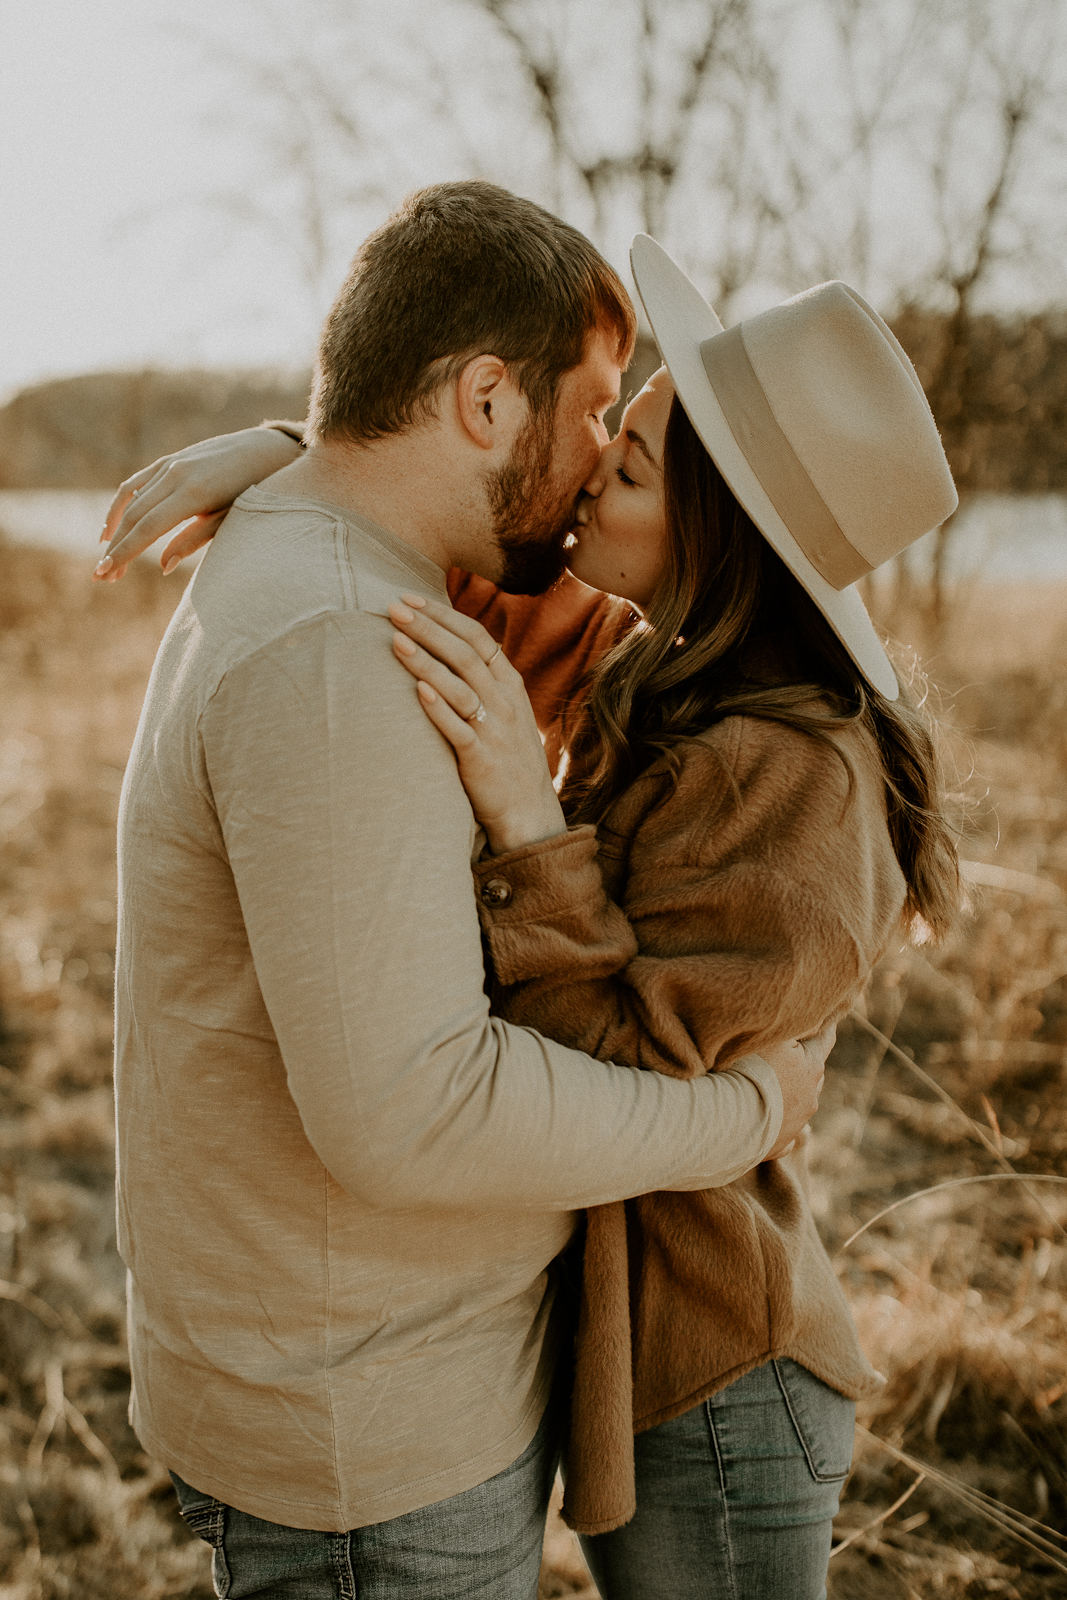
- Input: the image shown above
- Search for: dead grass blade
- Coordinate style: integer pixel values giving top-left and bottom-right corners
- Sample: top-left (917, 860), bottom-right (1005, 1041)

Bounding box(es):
top-left (857, 1427), bottom-right (1067, 1571)
top-left (848, 1010), bottom-right (1067, 1243)
top-left (26, 1360), bottom-right (66, 1469)
top-left (63, 1397), bottom-right (121, 1479)
top-left (829, 1472), bottom-right (926, 1558)
top-left (0, 1280), bottom-right (64, 1330)
top-left (837, 1172), bottom-right (1067, 1253)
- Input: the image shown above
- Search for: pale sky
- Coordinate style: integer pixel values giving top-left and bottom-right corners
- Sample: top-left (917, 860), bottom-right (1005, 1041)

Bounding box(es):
top-left (3, 0), bottom-right (1065, 404)
top-left (0, 0), bottom-right (330, 400)
top-left (0, 0), bottom-right (521, 400)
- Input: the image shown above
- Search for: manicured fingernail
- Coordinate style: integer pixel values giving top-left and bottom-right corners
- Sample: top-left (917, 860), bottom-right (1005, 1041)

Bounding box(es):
top-left (401, 593), bottom-right (427, 608)
top-left (162, 556), bottom-right (179, 575)
top-left (389, 603), bottom-right (415, 623)
top-left (99, 527), bottom-right (110, 543)
top-left (392, 632), bottom-right (415, 655)
top-left (94, 557), bottom-right (114, 576)
top-left (417, 681), bottom-right (437, 702)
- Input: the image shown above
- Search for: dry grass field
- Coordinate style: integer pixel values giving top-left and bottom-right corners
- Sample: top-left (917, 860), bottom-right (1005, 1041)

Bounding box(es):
top-left (0, 534), bottom-right (1063, 1598)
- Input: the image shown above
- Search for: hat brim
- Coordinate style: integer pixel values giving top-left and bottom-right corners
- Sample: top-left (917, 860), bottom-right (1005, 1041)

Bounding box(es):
top-left (629, 234), bottom-right (899, 701)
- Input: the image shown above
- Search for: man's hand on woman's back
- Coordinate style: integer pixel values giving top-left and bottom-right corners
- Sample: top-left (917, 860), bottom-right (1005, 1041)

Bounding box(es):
top-left (760, 1018), bottom-right (836, 1159)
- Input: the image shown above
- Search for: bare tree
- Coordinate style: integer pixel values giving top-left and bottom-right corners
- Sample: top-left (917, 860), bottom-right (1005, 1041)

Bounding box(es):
top-left (464, 0), bottom-right (1067, 332)
top-left (706, 0), bottom-right (1067, 633)
top-left (894, 0), bottom-right (1066, 629)
top-left (467, 0), bottom-right (782, 307)
top-left (189, 0), bottom-right (1067, 411)
top-left (184, 0), bottom-right (485, 329)
top-left (922, 8), bottom-right (1055, 428)
top-left (925, 63), bottom-right (1041, 625)
top-left (476, 0), bottom-right (765, 234)
top-left (768, 0), bottom-right (959, 297)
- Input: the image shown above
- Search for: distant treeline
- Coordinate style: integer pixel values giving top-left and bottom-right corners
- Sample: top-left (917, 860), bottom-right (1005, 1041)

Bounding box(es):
top-left (893, 308), bottom-right (1067, 494)
top-left (2, 309), bottom-right (1067, 492)
top-left (0, 368), bottom-right (313, 490)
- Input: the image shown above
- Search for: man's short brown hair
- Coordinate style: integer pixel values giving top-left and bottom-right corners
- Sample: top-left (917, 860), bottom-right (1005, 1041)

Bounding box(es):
top-left (308, 182), bottom-right (637, 443)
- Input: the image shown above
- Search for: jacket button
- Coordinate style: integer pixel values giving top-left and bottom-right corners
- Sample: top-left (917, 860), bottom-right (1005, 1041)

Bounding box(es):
top-left (480, 877), bottom-right (512, 908)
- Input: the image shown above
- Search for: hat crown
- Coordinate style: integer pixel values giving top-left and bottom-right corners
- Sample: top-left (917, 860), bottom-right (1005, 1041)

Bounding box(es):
top-left (710, 280), bottom-right (957, 573)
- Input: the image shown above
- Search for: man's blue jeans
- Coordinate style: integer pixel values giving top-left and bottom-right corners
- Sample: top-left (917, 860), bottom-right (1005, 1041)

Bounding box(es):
top-left (580, 1358), bottom-right (856, 1600)
top-left (170, 1396), bottom-right (561, 1599)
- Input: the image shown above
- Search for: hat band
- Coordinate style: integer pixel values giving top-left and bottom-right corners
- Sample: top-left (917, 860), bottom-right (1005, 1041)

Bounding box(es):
top-left (700, 326), bottom-right (871, 590)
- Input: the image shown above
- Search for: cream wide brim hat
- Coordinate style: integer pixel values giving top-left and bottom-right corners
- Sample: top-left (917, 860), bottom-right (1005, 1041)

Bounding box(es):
top-left (629, 235), bottom-right (959, 701)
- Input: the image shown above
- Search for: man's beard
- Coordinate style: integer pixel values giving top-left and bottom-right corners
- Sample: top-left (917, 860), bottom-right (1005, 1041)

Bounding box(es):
top-left (488, 410), bottom-right (579, 595)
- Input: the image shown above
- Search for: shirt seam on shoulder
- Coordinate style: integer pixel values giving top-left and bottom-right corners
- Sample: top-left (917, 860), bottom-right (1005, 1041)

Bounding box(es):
top-left (332, 519), bottom-right (357, 611)
top-left (335, 509), bottom-right (447, 598)
top-left (232, 488), bottom-right (445, 594)
top-left (328, 512), bottom-right (439, 609)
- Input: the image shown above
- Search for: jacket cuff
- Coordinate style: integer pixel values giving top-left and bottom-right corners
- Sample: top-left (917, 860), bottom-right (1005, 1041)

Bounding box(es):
top-left (472, 825), bottom-right (601, 919)
top-left (472, 826), bottom-right (637, 987)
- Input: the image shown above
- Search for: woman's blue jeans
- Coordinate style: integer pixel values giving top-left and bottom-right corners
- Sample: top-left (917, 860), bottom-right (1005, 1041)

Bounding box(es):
top-left (579, 1358), bottom-right (855, 1600)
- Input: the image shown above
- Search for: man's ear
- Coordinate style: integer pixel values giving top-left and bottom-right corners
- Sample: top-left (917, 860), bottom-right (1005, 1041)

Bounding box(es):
top-left (454, 355), bottom-right (524, 451)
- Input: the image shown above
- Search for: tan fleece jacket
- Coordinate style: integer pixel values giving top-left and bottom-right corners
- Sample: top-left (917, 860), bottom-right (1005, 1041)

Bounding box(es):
top-left (471, 713), bottom-right (908, 1534)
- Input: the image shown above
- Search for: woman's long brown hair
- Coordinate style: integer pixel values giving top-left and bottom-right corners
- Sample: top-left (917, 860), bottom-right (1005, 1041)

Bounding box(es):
top-left (562, 395), bottom-right (961, 941)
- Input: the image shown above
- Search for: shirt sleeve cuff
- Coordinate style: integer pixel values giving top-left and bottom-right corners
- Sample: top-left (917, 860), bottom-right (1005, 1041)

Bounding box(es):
top-left (733, 1053), bottom-right (785, 1160)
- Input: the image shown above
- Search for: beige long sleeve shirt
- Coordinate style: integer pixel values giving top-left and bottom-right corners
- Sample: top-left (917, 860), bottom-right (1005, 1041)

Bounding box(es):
top-left (115, 486), bottom-right (784, 1531)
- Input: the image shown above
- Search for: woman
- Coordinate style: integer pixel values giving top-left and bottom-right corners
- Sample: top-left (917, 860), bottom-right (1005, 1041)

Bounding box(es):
top-left (98, 240), bottom-right (960, 1599)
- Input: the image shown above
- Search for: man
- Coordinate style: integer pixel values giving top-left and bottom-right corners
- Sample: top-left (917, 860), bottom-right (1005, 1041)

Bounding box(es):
top-left (112, 182), bottom-right (825, 1597)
